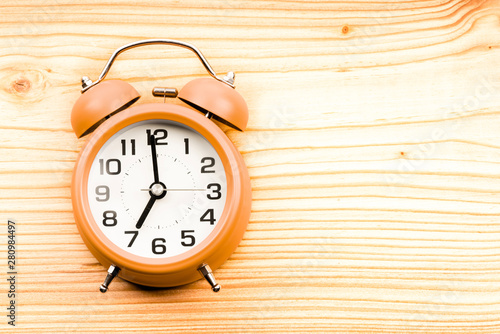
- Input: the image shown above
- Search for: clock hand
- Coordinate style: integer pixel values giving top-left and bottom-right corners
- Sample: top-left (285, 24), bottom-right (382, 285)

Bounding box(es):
top-left (140, 188), bottom-right (206, 192)
top-left (136, 196), bottom-right (156, 229)
top-left (150, 134), bottom-right (160, 184)
top-left (135, 134), bottom-right (163, 230)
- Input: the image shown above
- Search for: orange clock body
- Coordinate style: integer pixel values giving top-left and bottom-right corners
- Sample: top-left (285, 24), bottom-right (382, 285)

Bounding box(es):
top-left (72, 103), bottom-right (251, 287)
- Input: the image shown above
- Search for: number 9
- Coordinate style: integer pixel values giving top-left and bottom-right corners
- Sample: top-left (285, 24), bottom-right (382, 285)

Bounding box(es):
top-left (95, 185), bottom-right (110, 202)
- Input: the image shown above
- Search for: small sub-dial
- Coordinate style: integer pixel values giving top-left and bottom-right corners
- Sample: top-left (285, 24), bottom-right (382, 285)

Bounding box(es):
top-left (121, 154), bottom-right (198, 229)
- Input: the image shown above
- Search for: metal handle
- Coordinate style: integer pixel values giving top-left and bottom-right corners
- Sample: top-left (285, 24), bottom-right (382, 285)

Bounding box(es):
top-left (81, 39), bottom-right (235, 92)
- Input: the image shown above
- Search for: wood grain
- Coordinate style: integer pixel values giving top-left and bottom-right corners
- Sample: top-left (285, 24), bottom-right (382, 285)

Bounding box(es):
top-left (1, 0), bottom-right (500, 332)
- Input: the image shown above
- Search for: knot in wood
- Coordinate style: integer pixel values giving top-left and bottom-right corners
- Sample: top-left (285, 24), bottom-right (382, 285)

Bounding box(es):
top-left (12, 77), bottom-right (31, 93)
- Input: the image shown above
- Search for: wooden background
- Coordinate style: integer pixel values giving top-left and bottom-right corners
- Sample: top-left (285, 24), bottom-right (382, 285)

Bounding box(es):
top-left (1, 0), bottom-right (500, 332)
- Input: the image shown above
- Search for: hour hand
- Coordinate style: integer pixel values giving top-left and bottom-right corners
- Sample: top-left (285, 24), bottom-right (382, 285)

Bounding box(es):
top-left (136, 196), bottom-right (156, 229)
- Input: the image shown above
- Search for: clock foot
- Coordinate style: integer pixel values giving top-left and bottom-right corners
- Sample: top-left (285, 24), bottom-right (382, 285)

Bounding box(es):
top-left (99, 265), bottom-right (120, 293)
top-left (198, 264), bottom-right (220, 293)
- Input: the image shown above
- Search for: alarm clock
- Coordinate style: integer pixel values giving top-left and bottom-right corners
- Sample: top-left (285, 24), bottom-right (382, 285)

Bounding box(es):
top-left (70, 39), bottom-right (251, 293)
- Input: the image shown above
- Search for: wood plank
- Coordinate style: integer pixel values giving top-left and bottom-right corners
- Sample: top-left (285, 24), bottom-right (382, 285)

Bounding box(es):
top-left (1, 0), bottom-right (500, 332)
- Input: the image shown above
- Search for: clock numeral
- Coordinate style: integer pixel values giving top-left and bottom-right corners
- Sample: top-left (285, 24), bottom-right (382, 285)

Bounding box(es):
top-left (95, 185), bottom-right (110, 202)
top-left (201, 157), bottom-right (215, 173)
top-left (99, 159), bottom-right (121, 175)
top-left (146, 129), bottom-right (168, 145)
top-left (121, 139), bottom-right (136, 155)
top-left (102, 210), bottom-right (117, 227)
top-left (124, 231), bottom-right (138, 247)
top-left (200, 209), bottom-right (216, 225)
top-left (184, 138), bottom-right (189, 154)
top-left (207, 183), bottom-right (221, 200)
top-left (152, 238), bottom-right (167, 254)
top-left (181, 230), bottom-right (196, 247)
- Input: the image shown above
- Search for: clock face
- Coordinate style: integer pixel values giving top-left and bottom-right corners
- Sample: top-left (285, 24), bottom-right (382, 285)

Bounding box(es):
top-left (87, 119), bottom-right (227, 259)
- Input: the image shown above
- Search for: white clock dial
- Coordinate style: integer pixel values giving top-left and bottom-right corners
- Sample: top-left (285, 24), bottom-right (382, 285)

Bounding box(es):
top-left (87, 120), bottom-right (227, 258)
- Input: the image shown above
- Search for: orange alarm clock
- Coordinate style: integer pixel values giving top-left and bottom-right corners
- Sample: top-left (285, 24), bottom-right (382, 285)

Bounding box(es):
top-left (70, 39), bottom-right (251, 293)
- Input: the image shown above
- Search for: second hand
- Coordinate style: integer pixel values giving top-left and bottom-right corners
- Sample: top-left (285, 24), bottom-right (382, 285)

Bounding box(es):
top-left (140, 188), bottom-right (206, 192)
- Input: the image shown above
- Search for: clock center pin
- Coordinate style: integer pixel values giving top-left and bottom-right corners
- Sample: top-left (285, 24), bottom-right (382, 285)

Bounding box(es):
top-left (149, 182), bottom-right (167, 199)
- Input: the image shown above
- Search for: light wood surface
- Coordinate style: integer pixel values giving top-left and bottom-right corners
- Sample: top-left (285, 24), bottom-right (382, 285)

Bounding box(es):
top-left (1, 0), bottom-right (500, 332)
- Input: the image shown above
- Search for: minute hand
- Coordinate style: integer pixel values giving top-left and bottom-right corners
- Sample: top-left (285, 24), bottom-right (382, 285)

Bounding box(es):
top-left (150, 134), bottom-right (160, 184)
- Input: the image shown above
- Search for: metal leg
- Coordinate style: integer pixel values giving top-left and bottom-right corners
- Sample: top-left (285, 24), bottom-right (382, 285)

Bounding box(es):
top-left (198, 264), bottom-right (220, 292)
top-left (99, 265), bottom-right (120, 293)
